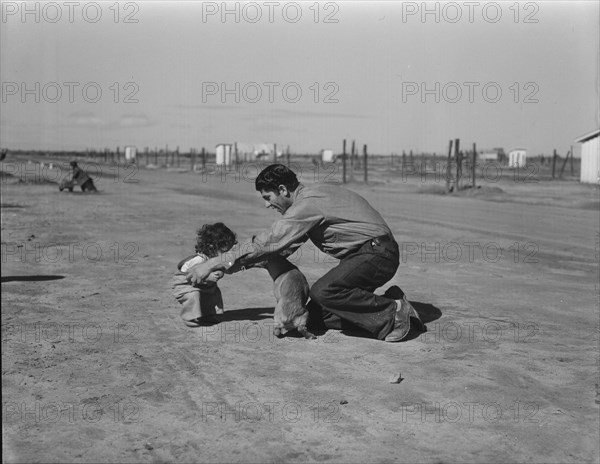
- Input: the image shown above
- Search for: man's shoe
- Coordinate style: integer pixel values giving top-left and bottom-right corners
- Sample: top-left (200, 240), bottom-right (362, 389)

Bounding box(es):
top-left (384, 294), bottom-right (425, 342)
top-left (384, 286), bottom-right (425, 332)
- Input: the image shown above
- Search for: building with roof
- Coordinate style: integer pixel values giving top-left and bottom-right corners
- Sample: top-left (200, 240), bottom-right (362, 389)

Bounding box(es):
top-left (508, 148), bottom-right (527, 168)
top-left (574, 129), bottom-right (600, 184)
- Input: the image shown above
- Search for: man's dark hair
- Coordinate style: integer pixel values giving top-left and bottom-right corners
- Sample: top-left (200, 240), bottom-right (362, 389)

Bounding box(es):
top-left (255, 164), bottom-right (299, 193)
top-left (195, 223), bottom-right (237, 258)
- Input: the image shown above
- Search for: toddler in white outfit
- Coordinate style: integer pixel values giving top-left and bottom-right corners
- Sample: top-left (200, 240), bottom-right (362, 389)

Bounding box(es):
top-left (172, 223), bottom-right (237, 327)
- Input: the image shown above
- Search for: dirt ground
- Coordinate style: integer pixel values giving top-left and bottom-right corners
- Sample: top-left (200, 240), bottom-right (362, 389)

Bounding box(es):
top-left (2, 155), bottom-right (599, 463)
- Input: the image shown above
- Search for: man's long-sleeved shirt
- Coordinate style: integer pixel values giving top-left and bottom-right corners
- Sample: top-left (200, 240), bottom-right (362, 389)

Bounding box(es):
top-left (242, 183), bottom-right (393, 262)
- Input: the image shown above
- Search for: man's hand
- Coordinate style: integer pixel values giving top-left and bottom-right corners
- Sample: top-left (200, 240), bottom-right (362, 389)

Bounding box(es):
top-left (185, 257), bottom-right (233, 285)
top-left (185, 262), bottom-right (212, 286)
top-left (204, 270), bottom-right (224, 283)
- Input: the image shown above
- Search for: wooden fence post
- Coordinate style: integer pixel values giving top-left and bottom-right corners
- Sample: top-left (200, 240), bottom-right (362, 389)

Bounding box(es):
top-left (342, 139), bottom-right (347, 184)
top-left (191, 148), bottom-right (196, 171)
top-left (454, 139), bottom-right (461, 190)
top-left (446, 140), bottom-right (453, 193)
top-left (363, 144), bottom-right (368, 184)
top-left (202, 147), bottom-right (206, 170)
top-left (350, 140), bottom-right (355, 182)
top-left (559, 150), bottom-right (571, 178)
top-left (552, 149), bottom-right (557, 179)
top-left (472, 143), bottom-right (477, 188)
top-left (570, 145), bottom-right (574, 175)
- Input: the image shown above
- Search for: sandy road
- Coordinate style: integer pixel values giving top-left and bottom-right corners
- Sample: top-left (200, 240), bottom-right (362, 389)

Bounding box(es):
top-left (2, 157), bottom-right (599, 463)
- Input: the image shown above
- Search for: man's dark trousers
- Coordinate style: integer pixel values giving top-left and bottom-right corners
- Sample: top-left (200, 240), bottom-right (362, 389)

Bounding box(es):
top-left (307, 235), bottom-right (399, 340)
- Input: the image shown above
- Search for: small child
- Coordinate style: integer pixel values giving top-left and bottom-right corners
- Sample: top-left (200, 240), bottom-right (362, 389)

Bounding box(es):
top-left (172, 223), bottom-right (237, 327)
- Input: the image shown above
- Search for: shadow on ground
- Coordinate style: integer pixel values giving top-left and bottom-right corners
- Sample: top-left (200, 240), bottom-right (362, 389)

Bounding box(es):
top-left (412, 301), bottom-right (443, 324)
top-left (1, 275), bottom-right (66, 283)
top-left (186, 307), bottom-right (275, 326)
top-left (337, 301), bottom-right (443, 341)
top-left (402, 301), bottom-right (443, 341)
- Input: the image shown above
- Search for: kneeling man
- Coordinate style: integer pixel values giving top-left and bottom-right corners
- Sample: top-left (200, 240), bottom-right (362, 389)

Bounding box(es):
top-left (187, 164), bottom-right (424, 342)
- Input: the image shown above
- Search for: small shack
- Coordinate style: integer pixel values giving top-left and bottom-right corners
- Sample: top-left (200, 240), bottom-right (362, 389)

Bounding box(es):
top-left (479, 152), bottom-right (498, 162)
top-left (508, 148), bottom-right (527, 168)
top-left (575, 129), bottom-right (600, 184)
top-left (479, 148), bottom-right (505, 163)
top-left (216, 144), bottom-right (233, 166)
top-left (125, 146), bottom-right (137, 162)
top-left (321, 149), bottom-right (334, 163)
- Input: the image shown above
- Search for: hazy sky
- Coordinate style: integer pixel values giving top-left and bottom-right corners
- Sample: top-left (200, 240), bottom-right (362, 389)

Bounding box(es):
top-left (1, 1), bottom-right (598, 156)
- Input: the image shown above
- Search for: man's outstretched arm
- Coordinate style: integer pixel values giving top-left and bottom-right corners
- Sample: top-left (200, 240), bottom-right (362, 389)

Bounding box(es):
top-left (185, 255), bottom-right (235, 285)
top-left (240, 206), bottom-right (322, 262)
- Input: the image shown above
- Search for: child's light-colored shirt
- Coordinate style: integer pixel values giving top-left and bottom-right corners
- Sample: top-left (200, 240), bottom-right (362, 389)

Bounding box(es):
top-left (172, 253), bottom-right (224, 326)
top-left (180, 253), bottom-right (208, 273)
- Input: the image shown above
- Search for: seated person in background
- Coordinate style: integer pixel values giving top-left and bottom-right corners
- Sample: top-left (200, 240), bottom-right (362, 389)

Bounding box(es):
top-left (70, 161), bottom-right (97, 192)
